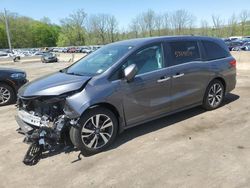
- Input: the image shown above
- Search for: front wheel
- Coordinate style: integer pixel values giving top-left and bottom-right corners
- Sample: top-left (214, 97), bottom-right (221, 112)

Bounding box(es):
top-left (202, 80), bottom-right (225, 110)
top-left (70, 107), bottom-right (118, 155)
top-left (0, 83), bottom-right (15, 106)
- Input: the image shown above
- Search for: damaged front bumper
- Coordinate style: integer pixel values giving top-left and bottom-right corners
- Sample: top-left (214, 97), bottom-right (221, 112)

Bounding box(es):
top-left (15, 94), bottom-right (81, 165)
top-left (16, 109), bottom-right (77, 165)
top-left (15, 115), bottom-right (34, 134)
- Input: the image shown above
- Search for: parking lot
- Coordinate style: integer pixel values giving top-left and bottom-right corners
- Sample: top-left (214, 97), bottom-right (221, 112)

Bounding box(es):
top-left (0, 52), bottom-right (250, 188)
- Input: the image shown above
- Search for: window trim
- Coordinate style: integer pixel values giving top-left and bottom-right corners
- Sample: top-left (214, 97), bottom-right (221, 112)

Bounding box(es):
top-left (109, 42), bottom-right (166, 81)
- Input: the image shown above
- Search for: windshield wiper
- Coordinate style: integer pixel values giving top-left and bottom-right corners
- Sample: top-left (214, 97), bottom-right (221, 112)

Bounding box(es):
top-left (65, 72), bottom-right (84, 76)
top-left (59, 69), bottom-right (83, 76)
top-left (59, 68), bottom-right (67, 73)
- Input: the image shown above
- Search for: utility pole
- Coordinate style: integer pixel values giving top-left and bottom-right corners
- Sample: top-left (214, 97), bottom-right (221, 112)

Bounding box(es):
top-left (4, 9), bottom-right (12, 51)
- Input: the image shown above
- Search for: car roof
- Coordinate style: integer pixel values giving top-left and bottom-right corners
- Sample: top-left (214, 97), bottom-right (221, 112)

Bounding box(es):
top-left (109, 35), bottom-right (222, 47)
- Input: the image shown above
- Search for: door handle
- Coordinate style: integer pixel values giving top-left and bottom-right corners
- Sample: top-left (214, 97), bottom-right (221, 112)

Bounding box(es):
top-left (173, 73), bottom-right (184, 78)
top-left (157, 76), bottom-right (171, 83)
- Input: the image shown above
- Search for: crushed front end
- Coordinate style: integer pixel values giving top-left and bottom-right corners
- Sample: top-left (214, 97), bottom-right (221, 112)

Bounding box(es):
top-left (16, 95), bottom-right (78, 165)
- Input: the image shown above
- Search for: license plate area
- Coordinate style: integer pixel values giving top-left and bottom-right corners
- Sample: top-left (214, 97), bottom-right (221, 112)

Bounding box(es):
top-left (18, 110), bottom-right (41, 127)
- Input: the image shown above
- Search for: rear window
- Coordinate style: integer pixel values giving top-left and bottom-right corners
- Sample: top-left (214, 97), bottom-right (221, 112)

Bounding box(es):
top-left (170, 41), bottom-right (201, 65)
top-left (202, 41), bottom-right (230, 60)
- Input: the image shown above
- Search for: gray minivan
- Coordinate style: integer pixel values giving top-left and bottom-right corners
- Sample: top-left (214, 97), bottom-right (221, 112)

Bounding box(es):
top-left (16, 36), bottom-right (236, 157)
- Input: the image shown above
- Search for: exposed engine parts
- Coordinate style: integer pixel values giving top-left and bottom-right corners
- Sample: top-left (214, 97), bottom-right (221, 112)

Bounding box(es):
top-left (17, 96), bottom-right (76, 165)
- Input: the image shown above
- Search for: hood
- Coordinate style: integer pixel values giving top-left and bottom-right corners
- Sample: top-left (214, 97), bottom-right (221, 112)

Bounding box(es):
top-left (18, 72), bottom-right (91, 97)
top-left (0, 67), bottom-right (25, 74)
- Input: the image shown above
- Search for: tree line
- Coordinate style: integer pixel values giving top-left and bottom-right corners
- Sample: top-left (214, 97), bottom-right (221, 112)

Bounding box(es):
top-left (0, 12), bottom-right (60, 49)
top-left (0, 9), bottom-right (250, 49)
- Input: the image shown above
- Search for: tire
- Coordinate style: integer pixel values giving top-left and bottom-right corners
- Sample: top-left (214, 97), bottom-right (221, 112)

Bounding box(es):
top-left (202, 79), bottom-right (225, 110)
top-left (0, 83), bottom-right (15, 106)
top-left (69, 126), bottom-right (77, 146)
top-left (70, 107), bottom-right (118, 155)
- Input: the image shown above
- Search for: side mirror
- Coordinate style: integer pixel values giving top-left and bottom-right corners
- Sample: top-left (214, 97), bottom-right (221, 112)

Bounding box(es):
top-left (124, 64), bottom-right (138, 82)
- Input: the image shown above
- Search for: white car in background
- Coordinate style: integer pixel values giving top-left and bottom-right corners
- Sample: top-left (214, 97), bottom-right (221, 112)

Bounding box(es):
top-left (0, 51), bottom-right (9, 58)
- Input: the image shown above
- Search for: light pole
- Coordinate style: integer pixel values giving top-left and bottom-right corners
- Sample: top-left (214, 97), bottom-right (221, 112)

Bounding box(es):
top-left (4, 8), bottom-right (12, 51)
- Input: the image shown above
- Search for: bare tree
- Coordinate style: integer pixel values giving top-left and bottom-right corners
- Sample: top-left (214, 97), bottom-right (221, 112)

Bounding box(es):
top-left (130, 10), bottom-right (156, 37)
top-left (88, 14), bottom-right (119, 44)
top-left (137, 14), bottom-right (147, 37)
top-left (107, 15), bottom-right (118, 42)
top-left (129, 17), bottom-right (140, 38)
top-left (200, 19), bottom-right (210, 36)
top-left (171, 10), bottom-right (194, 34)
top-left (143, 9), bottom-right (156, 36)
top-left (88, 14), bottom-right (107, 44)
top-left (228, 13), bottom-right (238, 36)
top-left (163, 13), bottom-right (170, 35)
top-left (239, 10), bottom-right (250, 36)
top-left (60, 9), bottom-right (87, 45)
top-left (212, 15), bottom-right (224, 37)
top-left (131, 14), bottom-right (147, 37)
top-left (154, 14), bottom-right (163, 36)
top-left (187, 14), bottom-right (196, 34)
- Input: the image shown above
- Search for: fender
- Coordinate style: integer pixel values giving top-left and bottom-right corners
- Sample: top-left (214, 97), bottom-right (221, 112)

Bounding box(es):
top-left (63, 80), bottom-right (126, 132)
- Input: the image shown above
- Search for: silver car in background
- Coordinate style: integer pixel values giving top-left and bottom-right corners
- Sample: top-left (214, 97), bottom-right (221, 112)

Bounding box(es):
top-left (16, 36), bottom-right (236, 158)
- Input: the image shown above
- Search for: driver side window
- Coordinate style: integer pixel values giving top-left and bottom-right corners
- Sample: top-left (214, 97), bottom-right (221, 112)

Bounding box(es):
top-left (124, 44), bottom-right (164, 75)
top-left (110, 43), bottom-right (165, 80)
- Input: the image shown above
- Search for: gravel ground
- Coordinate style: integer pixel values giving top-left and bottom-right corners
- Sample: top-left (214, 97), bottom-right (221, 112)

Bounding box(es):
top-left (0, 52), bottom-right (250, 188)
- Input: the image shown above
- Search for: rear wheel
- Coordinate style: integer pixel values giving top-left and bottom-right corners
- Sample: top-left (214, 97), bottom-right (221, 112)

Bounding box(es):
top-left (0, 83), bottom-right (15, 106)
top-left (70, 107), bottom-right (118, 155)
top-left (202, 80), bottom-right (225, 110)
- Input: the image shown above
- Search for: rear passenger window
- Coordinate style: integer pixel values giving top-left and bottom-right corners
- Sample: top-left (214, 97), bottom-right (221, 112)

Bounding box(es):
top-left (202, 41), bottom-right (230, 60)
top-left (170, 41), bottom-right (201, 65)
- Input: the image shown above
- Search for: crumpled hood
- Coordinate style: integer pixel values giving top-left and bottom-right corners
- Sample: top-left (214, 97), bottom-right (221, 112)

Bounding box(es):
top-left (18, 72), bottom-right (91, 97)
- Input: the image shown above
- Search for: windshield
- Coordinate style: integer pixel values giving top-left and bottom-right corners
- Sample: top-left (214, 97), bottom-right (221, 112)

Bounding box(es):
top-left (65, 44), bottom-right (133, 76)
top-left (44, 53), bottom-right (54, 57)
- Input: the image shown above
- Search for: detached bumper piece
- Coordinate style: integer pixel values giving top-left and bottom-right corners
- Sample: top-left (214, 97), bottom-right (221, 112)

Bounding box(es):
top-left (23, 143), bottom-right (43, 165)
top-left (21, 127), bottom-right (59, 165)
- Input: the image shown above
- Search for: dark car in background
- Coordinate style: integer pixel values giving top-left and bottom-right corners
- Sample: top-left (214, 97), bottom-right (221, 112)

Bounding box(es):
top-left (225, 38), bottom-right (250, 51)
top-left (16, 36), bottom-right (236, 156)
top-left (62, 48), bottom-right (68, 53)
top-left (41, 52), bottom-right (58, 63)
top-left (67, 47), bottom-right (77, 53)
top-left (241, 42), bottom-right (250, 51)
top-left (0, 68), bottom-right (27, 106)
top-left (233, 41), bottom-right (250, 51)
top-left (227, 41), bottom-right (244, 51)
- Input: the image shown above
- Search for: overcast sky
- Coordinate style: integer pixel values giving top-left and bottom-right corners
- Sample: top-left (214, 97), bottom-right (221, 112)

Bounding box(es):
top-left (1, 0), bottom-right (249, 29)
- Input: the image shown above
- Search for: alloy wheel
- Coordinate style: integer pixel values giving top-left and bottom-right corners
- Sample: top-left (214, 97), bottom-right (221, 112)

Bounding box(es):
top-left (0, 87), bottom-right (11, 105)
top-left (81, 114), bottom-right (114, 149)
top-left (208, 83), bottom-right (223, 107)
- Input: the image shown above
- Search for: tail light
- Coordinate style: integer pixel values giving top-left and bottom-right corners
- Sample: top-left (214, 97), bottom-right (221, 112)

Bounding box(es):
top-left (229, 59), bottom-right (236, 68)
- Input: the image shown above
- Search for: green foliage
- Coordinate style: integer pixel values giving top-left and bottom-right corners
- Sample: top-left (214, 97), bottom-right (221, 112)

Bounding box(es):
top-left (0, 9), bottom-right (250, 49)
top-left (31, 21), bottom-right (59, 47)
top-left (57, 9), bottom-right (87, 46)
top-left (0, 24), bottom-right (8, 48)
top-left (0, 11), bottom-right (59, 49)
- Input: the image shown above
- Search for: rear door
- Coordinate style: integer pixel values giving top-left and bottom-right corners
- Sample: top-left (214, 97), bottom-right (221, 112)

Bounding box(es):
top-left (167, 40), bottom-right (211, 110)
